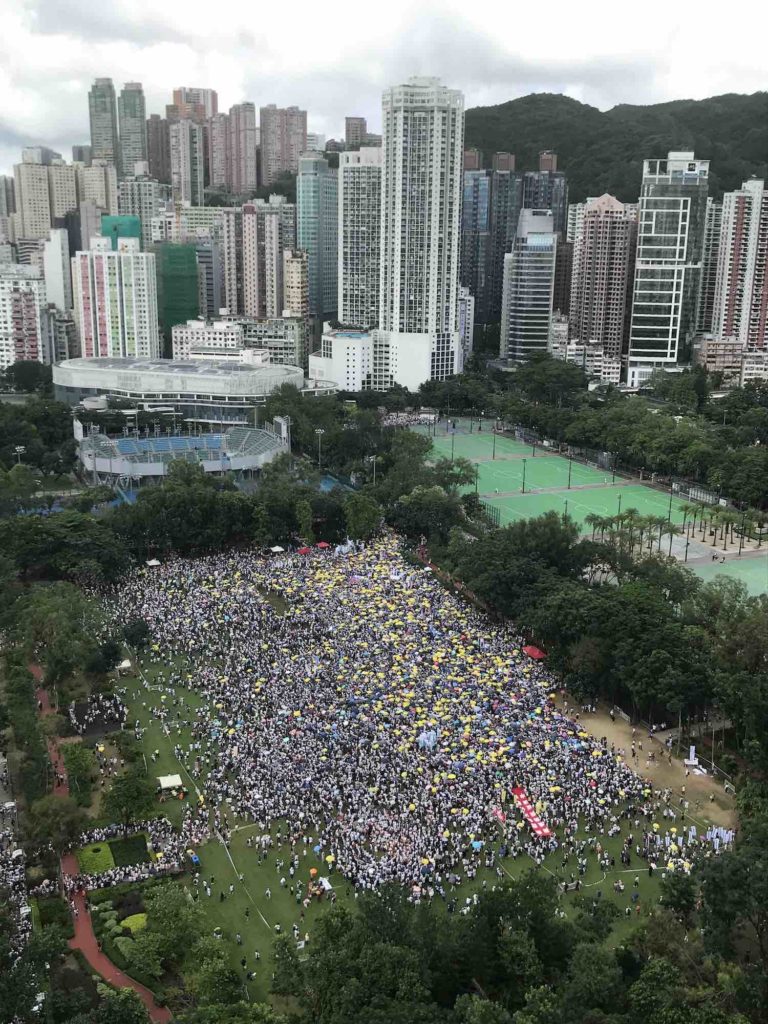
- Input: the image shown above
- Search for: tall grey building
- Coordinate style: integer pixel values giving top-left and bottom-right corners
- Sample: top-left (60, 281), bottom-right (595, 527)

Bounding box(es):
top-left (169, 121), bottom-right (205, 206)
top-left (522, 167), bottom-right (568, 237)
top-left (696, 198), bottom-right (722, 335)
top-left (208, 113), bottom-right (230, 189)
top-left (500, 209), bottom-right (557, 362)
top-left (297, 152), bottom-right (337, 318)
top-left (627, 151), bottom-right (710, 386)
top-left (146, 115), bottom-right (171, 184)
top-left (88, 78), bottom-right (120, 172)
top-left (377, 77), bottom-right (464, 388)
top-left (338, 147), bottom-right (381, 328)
top-left (345, 116), bottom-right (366, 149)
top-left (227, 103), bottom-right (258, 193)
top-left (72, 145), bottom-right (92, 166)
top-left (242, 195), bottom-right (297, 319)
top-left (461, 168), bottom-right (491, 323)
top-left (260, 105), bottom-right (307, 186)
top-left (118, 174), bottom-right (168, 249)
top-left (488, 158), bottom-right (524, 323)
top-left (118, 83), bottom-right (147, 177)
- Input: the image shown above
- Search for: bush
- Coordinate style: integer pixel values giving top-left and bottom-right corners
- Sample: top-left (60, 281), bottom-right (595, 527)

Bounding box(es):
top-left (109, 834), bottom-right (150, 868)
top-left (113, 935), bottom-right (135, 961)
top-left (122, 912), bottom-right (148, 934)
top-left (37, 896), bottom-right (70, 929)
top-left (76, 842), bottom-right (115, 874)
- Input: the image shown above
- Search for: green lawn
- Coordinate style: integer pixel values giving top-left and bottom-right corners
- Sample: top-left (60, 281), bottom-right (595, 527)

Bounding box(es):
top-left (484, 484), bottom-right (690, 529)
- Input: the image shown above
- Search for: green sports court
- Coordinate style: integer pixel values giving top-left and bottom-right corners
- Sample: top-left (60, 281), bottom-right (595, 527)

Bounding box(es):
top-left (484, 484), bottom-right (689, 529)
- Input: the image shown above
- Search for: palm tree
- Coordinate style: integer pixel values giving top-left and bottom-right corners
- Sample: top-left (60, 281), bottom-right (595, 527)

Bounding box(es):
top-left (665, 522), bottom-right (683, 557)
top-left (585, 512), bottom-right (602, 541)
top-left (679, 501), bottom-right (699, 537)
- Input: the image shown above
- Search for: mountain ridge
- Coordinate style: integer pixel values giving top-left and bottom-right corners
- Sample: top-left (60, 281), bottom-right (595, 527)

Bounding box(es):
top-left (464, 91), bottom-right (768, 201)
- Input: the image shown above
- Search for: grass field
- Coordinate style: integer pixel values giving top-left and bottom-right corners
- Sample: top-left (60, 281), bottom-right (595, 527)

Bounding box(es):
top-left (119, 663), bottom-right (684, 1001)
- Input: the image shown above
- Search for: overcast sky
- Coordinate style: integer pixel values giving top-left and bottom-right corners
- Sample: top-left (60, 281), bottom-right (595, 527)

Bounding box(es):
top-left (1, 0), bottom-right (764, 174)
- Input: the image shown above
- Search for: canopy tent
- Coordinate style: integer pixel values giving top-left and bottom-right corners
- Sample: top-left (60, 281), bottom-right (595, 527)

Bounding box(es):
top-left (511, 786), bottom-right (552, 837)
top-left (522, 645), bottom-right (546, 661)
top-left (146, 558), bottom-right (161, 567)
top-left (117, 659), bottom-right (132, 676)
top-left (269, 546), bottom-right (285, 553)
top-left (297, 546), bottom-right (312, 555)
top-left (157, 774), bottom-right (183, 791)
top-left (316, 541), bottom-right (330, 549)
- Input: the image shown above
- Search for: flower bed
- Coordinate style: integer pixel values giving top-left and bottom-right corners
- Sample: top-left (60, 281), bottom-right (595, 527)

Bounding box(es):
top-left (76, 843), bottom-right (115, 874)
top-left (109, 834), bottom-right (150, 868)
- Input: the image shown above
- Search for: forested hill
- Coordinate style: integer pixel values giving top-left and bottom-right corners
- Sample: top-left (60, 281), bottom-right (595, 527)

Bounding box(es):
top-left (464, 91), bottom-right (768, 202)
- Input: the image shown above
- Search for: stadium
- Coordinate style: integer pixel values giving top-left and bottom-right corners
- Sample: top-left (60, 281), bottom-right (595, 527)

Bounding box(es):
top-left (78, 425), bottom-right (286, 486)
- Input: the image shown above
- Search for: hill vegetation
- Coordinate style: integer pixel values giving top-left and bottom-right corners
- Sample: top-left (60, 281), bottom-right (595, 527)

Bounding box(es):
top-left (464, 91), bottom-right (768, 201)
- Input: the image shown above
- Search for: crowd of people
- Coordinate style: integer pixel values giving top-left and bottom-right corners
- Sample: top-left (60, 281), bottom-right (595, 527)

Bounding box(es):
top-left (69, 691), bottom-right (127, 736)
top-left (105, 534), bottom-right (734, 898)
top-left (0, 820), bottom-right (31, 958)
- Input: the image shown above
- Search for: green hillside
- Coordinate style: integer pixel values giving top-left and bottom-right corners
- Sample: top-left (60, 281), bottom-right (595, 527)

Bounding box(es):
top-left (464, 91), bottom-right (768, 201)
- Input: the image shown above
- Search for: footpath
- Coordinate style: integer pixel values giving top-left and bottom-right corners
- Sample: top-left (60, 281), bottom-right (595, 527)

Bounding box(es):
top-left (31, 664), bottom-right (172, 1023)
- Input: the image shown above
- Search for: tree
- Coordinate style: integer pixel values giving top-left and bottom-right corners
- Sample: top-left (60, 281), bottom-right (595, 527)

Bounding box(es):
top-left (123, 618), bottom-right (150, 649)
top-left (560, 943), bottom-right (622, 1019)
top-left (91, 989), bottom-right (153, 1024)
top-left (627, 957), bottom-right (681, 1022)
top-left (125, 930), bottom-right (164, 979)
top-left (26, 795), bottom-right (87, 856)
top-left (344, 492), bottom-right (382, 540)
top-left (143, 883), bottom-right (205, 965)
top-left (660, 873), bottom-right (697, 927)
top-left (103, 769), bottom-right (157, 832)
top-left (177, 1004), bottom-right (288, 1024)
top-left (62, 743), bottom-right (96, 806)
top-left (271, 933), bottom-right (303, 997)
top-left (3, 360), bottom-right (52, 393)
top-left (389, 485), bottom-right (463, 545)
top-left (189, 956), bottom-right (242, 1006)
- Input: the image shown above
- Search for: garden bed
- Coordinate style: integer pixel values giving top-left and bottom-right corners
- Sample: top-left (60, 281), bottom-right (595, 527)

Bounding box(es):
top-left (76, 842), bottom-right (115, 874)
top-left (109, 833), bottom-right (150, 868)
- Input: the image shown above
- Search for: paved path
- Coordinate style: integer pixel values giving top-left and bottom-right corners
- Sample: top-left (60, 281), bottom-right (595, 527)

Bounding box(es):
top-left (31, 664), bottom-right (172, 1022)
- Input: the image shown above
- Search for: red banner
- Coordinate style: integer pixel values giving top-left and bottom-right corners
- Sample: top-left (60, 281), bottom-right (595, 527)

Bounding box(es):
top-left (511, 787), bottom-right (552, 838)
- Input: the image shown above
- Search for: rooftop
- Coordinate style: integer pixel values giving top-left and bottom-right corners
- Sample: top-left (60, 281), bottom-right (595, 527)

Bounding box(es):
top-left (58, 357), bottom-right (298, 378)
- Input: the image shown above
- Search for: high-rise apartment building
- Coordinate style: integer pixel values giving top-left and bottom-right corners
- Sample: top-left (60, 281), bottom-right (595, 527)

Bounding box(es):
top-left (173, 87), bottom-right (218, 120)
top-left (72, 236), bottom-right (160, 358)
top-left (88, 79), bottom-right (120, 171)
top-left (147, 115), bottom-right (171, 184)
top-left (338, 147), bottom-right (381, 328)
top-left (170, 120), bottom-right (204, 206)
top-left (463, 148), bottom-right (482, 171)
top-left (76, 161), bottom-right (118, 215)
top-left (118, 174), bottom-right (168, 248)
top-left (208, 113), bottom-right (230, 189)
top-left (13, 162), bottom-right (51, 240)
top-left (461, 168), bottom-right (491, 323)
top-left (569, 194), bottom-right (637, 360)
top-left (487, 159), bottom-right (524, 323)
top-left (48, 163), bottom-right (78, 221)
top-left (283, 249), bottom-right (309, 321)
top-left (377, 77), bottom-right (464, 388)
top-left (228, 104), bottom-right (258, 193)
top-left (522, 167), bottom-right (568, 237)
top-left (627, 151), bottom-right (710, 386)
top-left (539, 150), bottom-right (558, 172)
top-left (118, 83), bottom-right (147, 177)
top-left (345, 116), bottom-right (367, 149)
top-left (297, 152), bottom-right (337, 317)
top-left (0, 264), bottom-right (49, 368)
top-left (696, 198), bottom-right (722, 335)
top-left (0, 176), bottom-right (15, 216)
top-left (260, 105), bottom-right (307, 185)
top-left (712, 178), bottom-right (768, 350)
top-left (242, 196), bottom-right (297, 318)
top-left (500, 209), bottom-right (557, 362)
top-left (42, 228), bottom-right (73, 312)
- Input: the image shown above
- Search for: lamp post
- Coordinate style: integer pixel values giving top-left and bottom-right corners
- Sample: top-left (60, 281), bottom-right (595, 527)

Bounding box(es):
top-left (521, 458), bottom-right (527, 494)
top-left (611, 455), bottom-right (616, 484)
top-left (567, 456), bottom-right (572, 490)
top-left (563, 498), bottom-right (568, 522)
top-left (617, 493), bottom-right (622, 517)
top-left (315, 428), bottom-right (325, 470)
top-left (366, 454), bottom-right (377, 485)
top-left (492, 431), bottom-right (497, 460)
top-left (475, 463), bottom-right (479, 495)
top-left (451, 432), bottom-right (455, 462)
top-left (13, 445), bottom-right (26, 465)
top-left (738, 512), bottom-right (746, 556)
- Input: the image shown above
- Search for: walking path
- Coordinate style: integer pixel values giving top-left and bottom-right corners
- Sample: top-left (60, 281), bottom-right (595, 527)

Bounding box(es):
top-left (31, 664), bottom-right (172, 1022)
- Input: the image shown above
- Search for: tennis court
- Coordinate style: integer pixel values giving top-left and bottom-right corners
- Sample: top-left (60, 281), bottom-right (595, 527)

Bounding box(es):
top-left (429, 432), bottom-right (535, 460)
top-left (484, 485), bottom-right (689, 529)
top-left (690, 555), bottom-right (768, 596)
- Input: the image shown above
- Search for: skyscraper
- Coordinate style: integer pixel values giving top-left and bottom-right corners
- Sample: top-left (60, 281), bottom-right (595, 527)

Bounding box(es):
top-left (338, 147), bottom-right (381, 328)
top-left (712, 178), bottom-right (768, 350)
top-left (460, 168), bottom-right (491, 323)
top-left (208, 113), bottom-right (230, 189)
top-left (345, 116), bottom-right (367, 149)
top-left (487, 158), bottom-right (523, 323)
top-left (13, 162), bottom-right (51, 240)
top-left (500, 209), bottom-right (557, 362)
top-left (72, 236), bottom-right (160, 358)
top-left (695, 198), bottom-right (722, 335)
top-left (48, 163), bottom-right (78, 220)
top-left (463, 148), bottom-right (482, 171)
top-left (242, 196), bottom-right (297, 318)
top-left (283, 249), bottom-right (309, 321)
top-left (118, 83), bottom-right (147, 177)
top-left (627, 151), bottom-right (710, 386)
top-left (260, 105), bottom-right (307, 186)
top-left (146, 115), bottom-right (171, 184)
top-left (170, 121), bottom-right (205, 206)
top-left (522, 166), bottom-right (568, 237)
top-left (297, 152), bottom-right (337, 317)
top-left (569, 194), bottom-right (637, 360)
top-left (539, 150), bottom-right (558, 172)
top-left (228, 103), bottom-right (258, 193)
top-left (377, 77), bottom-right (464, 388)
top-left (0, 264), bottom-right (49, 368)
top-left (88, 78), bottom-right (120, 171)
top-left (72, 145), bottom-right (92, 166)
top-left (42, 228), bottom-right (73, 312)
top-left (118, 173), bottom-right (167, 249)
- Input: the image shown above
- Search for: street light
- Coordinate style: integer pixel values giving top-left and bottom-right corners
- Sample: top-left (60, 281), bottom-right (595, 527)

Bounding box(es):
top-left (14, 445), bottom-right (26, 465)
top-left (521, 458), bottom-right (527, 494)
top-left (366, 454), bottom-right (378, 485)
top-left (315, 428), bottom-right (325, 470)
top-left (492, 431), bottom-right (497, 460)
top-left (617, 493), bottom-right (622, 517)
top-left (475, 463), bottom-right (479, 495)
top-left (567, 456), bottom-right (572, 490)
top-left (451, 432), bottom-right (455, 462)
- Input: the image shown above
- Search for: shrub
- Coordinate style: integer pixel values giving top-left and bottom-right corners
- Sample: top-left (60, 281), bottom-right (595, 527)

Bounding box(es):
top-left (122, 913), bottom-right (147, 934)
top-left (109, 834), bottom-right (150, 868)
top-left (76, 843), bottom-right (115, 874)
top-left (37, 896), bottom-right (70, 929)
top-left (113, 936), bottom-right (135, 961)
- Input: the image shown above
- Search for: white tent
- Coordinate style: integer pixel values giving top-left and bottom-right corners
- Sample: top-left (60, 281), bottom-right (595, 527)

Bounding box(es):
top-left (117, 659), bottom-right (132, 675)
top-left (146, 558), bottom-right (161, 567)
top-left (269, 546), bottom-right (285, 553)
top-left (157, 774), bottom-right (183, 790)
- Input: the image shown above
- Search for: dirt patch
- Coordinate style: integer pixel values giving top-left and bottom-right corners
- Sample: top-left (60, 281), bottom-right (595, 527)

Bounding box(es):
top-left (557, 696), bottom-right (737, 829)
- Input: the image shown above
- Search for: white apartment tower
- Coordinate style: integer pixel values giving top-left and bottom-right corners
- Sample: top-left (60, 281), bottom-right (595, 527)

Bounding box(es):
top-left (72, 237), bottom-right (160, 358)
top-left (627, 151), bottom-right (709, 386)
top-left (118, 174), bottom-right (167, 249)
top-left (170, 120), bottom-right (204, 206)
top-left (0, 264), bottom-right (49, 369)
top-left (500, 209), bottom-right (557, 362)
top-left (77, 161), bottom-right (118, 215)
top-left (713, 178), bottom-right (768, 350)
top-left (377, 77), bottom-right (464, 388)
top-left (42, 228), bottom-right (73, 312)
top-left (338, 147), bottom-right (381, 328)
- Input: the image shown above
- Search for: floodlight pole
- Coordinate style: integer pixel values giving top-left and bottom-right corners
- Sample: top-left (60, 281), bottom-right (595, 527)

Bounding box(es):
top-left (522, 458), bottom-right (527, 494)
